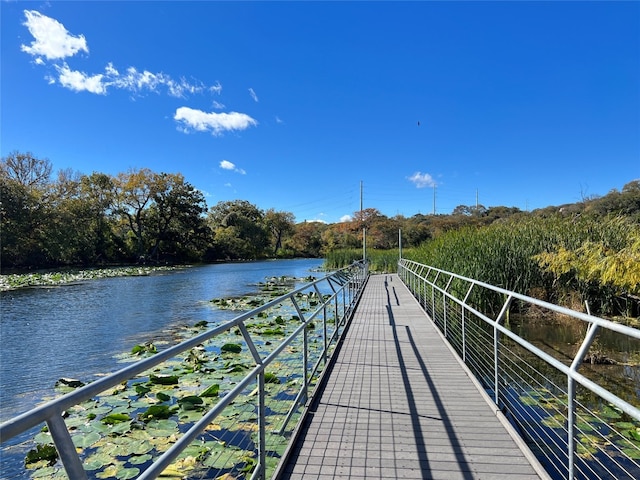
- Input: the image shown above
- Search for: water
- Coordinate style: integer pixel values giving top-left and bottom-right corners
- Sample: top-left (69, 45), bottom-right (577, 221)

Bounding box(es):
top-left (0, 258), bottom-right (324, 478)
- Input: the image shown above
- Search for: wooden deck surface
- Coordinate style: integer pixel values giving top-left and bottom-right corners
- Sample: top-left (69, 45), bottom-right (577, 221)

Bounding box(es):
top-left (275, 273), bottom-right (550, 480)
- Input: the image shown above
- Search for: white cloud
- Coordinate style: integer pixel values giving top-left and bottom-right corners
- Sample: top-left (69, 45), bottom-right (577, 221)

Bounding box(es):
top-left (52, 61), bottom-right (209, 97)
top-left (219, 160), bottom-right (246, 174)
top-left (248, 88), bottom-right (259, 102)
top-left (339, 214), bottom-right (352, 222)
top-left (20, 11), bottom-right (216, 99)
top-left (175, 107), bottom-right (257, 136)
top-left (408, 172), bottom-right (437, 188)
top-left (21, 10), bottom-right (88, 61)
top-left (210, 82), bottom-right (223, 95)
top-left (56, 63), bottom-right (106, 94)
top-left (110, 65), bottom-right (206, 97)
top-left (275, 116), bottom-right (283, 124)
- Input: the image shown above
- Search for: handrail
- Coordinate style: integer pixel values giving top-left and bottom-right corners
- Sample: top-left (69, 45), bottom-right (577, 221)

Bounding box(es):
top-left (398, 258), bottom-right (640, 480)
top-left (1, 260), bottom-right (369, 480)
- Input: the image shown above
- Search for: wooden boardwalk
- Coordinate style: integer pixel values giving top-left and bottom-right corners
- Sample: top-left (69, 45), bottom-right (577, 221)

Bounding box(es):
top-left (276, 274), bottom-right (550, 480)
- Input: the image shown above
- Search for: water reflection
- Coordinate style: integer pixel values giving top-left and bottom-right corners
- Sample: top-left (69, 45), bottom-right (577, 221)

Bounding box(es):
top-left (508, 314), bottom-right (640, 406)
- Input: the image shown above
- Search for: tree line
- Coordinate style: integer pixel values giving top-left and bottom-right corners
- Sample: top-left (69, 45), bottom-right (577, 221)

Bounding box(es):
top-left (0, 152), bottom-right (423, 269)
top-left (2, 151), bottom-right (639, 272)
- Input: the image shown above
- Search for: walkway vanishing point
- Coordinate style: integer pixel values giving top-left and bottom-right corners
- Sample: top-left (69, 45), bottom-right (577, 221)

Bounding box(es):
top-left (276, 273), bottom-right (551, 480)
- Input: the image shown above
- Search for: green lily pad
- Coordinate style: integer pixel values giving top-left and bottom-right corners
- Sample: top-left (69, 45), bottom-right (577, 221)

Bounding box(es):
top-left (25, 444), bottom-right (58, 467)
top-left (101, 413), bottom-right (131, 425)
top-left (149, 374), bottom-right (179, 385)
top-left (200, 383), bottom-right (220, 397)
top-left (221, 343), bottom-right (242, 353)
top-left (116, 467), bottom-right (140, 479)
top-left (134, 384), bottom-right (151, 396)
top-left (128, 454), bottom-right (153, 465)
top-left (85, 452), bottom-right (114, 470)
top-left (72, 431), bottom-right (102, 448)
top-left (156, 392), bottom-right (172, 402)
top-left (178, 395), bottom-right (204, 409)
top-left (139, 405), bottom-right (176, 422)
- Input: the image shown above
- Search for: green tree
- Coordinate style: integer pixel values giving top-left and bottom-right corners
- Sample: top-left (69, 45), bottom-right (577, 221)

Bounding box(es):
top-left (264, 209), bottom-right (295, 255)
top-left (207, 200), bottom-right (269, 259)
top-left (114, 168), bottom-right (157, 261)
top-left (147, 173), bottom-right (209, 261)
top-left (0, 152), bottom-right (53, 267)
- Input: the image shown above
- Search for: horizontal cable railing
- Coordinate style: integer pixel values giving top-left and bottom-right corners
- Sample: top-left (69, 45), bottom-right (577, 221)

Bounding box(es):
top-left (398, 258), bottom-right (640, 480)
top-left (1, 261), bottom-right (369, 480)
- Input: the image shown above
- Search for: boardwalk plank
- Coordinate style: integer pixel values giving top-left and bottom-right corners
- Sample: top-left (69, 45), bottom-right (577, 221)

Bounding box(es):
top-left (276, 274), bottom-right (549, 480)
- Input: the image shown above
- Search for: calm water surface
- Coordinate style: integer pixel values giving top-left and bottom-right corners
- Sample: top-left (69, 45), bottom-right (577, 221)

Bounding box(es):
top-left (0, 259), bottom-right (324, 478)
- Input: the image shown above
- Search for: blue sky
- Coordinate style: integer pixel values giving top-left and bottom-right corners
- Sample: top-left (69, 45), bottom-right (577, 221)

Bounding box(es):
top-left (2, 1), bottom-right (639, 223)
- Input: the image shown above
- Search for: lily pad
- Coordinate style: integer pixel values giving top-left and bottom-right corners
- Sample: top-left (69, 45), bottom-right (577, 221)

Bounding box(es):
top-left (101, 413), bottom-right (131, 425)
top-left (25, 444), bottom-right (58, 467)
top-left (116, 467), bottom-right (140, 479)
top-left (72, 431), bottom-right (102, 448)
top-left (201, 383), bottom-right (220, 397)
top-left (221, 343), bottom-right (242, 353)
top-left (128, 454), bottom-right (153, 465)
top-left (149, 374), bottom-right (179, 385)
top-left (139, 405), bottom-right (176, 422)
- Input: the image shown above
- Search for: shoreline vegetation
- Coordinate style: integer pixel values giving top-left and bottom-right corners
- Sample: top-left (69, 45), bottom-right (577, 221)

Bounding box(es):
top-left (0, 265), bottom-right (183, 292)
top-left (325, 214), bottom-right (640, 324)
top-left (2, 153), bottom-right (639, 320)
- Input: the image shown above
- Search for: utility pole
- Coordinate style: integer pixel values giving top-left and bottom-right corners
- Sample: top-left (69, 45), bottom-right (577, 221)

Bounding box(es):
top-left (361, 181), bottom-right (366, 261)
top-left (433, 185), bottom-right (436, 215)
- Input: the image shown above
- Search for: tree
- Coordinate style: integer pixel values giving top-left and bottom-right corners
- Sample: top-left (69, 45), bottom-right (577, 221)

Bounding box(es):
top-left (115, 168), bottom-right (157, 260)
top-left (207, 200), bottom-right (269, 259)
top-left (0, 152), bottom-right (53, 267)
top-left (264, 209), bottom-right (295, 255)
top-left (147, 173), bottom-right (209, 261)
top-left (80, 172), bottom-right (120, 263)
top-left (285, 221), bottom-right (327, 257)
top-left (1, 151), bottom-right (52, 189)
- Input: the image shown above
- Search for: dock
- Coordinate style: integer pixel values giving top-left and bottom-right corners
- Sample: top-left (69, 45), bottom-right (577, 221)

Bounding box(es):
top-left (276, 273), bottom-right (549, 480)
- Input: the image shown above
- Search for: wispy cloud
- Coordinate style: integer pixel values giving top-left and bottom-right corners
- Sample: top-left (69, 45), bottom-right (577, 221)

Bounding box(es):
top-left (219, 160), bottom-right (247, 175)
top-left (20, 10), bottom-right (215, 98)
top-left (248, 88), bottom-right (259, 102)
top-left (176, 108), bottom-right (257, 135)
top-left (408, 172), bottom-right (437, 188)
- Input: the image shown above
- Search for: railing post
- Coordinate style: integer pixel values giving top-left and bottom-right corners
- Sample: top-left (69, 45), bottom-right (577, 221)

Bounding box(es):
top-left (568, 323), bottom-right (600, 480)
top-left (47, 413), bottom-right (88, 480)
top-left (494, 295), bottom-right (513, 406)
top-left (257, 370), bottom-right (266, 480)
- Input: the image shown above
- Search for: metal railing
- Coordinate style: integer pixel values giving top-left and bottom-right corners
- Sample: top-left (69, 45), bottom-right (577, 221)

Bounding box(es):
top-left (398, 259), bottom-right (640, 480)
top-left (1, 261), bottom-right (369, 480)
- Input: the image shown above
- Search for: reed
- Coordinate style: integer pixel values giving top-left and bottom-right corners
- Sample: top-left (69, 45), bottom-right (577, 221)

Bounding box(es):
top-left (324, 249), bottom-right (399, 273)
top-left (404, 215), bottom-right (640, 316)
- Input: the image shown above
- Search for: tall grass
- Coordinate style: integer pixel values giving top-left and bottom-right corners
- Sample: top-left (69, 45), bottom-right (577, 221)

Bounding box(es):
top-left (404, 215), bottom-right (639, 316)
top-left (325, 215), bottom-right (639, 317)
top-left (324, 249), bottom-right (399, 273)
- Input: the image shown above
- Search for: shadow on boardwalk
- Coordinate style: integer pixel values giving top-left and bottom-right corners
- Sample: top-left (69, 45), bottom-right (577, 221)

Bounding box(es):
top-left (276, 274), bottom-right (548, 480)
